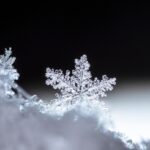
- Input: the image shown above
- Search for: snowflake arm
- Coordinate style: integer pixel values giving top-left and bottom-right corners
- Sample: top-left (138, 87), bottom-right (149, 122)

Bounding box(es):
top-left (72, 55), bottom-right (92, 94)
top-left (0, 49), bottom-right (15, 67)
top-left (90, 75), bottom-right (116, 98)
top-left (45, 68), bottom-right (78, 98)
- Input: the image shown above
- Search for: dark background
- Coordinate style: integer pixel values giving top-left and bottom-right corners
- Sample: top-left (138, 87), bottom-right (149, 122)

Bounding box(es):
top-left (0, 2), bottom-right (150, 86)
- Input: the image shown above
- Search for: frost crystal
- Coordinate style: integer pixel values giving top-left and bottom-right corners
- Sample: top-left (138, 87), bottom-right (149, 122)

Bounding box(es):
top-left (46, 55), bottom-right (116, 101)
top-left (0, 48), bottom-right (19, 97)
top-left (45, 55), bottom-right (116, 115)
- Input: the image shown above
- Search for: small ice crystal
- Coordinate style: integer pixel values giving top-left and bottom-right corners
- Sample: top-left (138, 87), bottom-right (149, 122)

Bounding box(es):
top-left (0, 48), bottom-right (19, 97)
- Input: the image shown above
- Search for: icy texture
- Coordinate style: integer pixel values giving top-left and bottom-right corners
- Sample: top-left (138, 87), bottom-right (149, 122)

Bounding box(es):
top-left (45, 55), bottom-right (116, 115)
top-left (0, 48), bottom-right (19, 97)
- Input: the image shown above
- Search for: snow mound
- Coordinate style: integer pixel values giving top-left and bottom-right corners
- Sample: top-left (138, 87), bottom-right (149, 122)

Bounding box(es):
top-left (0, 98), bottom-right (144, 150)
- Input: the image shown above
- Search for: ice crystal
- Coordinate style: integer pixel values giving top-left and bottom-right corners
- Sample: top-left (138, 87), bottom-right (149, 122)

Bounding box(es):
top-left (45, 55), bottom-right (116, 115)
top-left (0, 48), bottom-right (19, 97)
top-left (46, 55), bottom-right (116, 102)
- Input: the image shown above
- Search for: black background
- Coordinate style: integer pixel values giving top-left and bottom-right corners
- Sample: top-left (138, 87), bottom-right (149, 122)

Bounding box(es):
top-left (0, 2), bottom-right (150, 85)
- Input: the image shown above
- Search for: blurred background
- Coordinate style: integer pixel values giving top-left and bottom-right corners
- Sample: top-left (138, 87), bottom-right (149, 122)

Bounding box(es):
top-left (0, 2), bottom-right (150, 144)
top-left (0, 2), bottom-right (150, 85)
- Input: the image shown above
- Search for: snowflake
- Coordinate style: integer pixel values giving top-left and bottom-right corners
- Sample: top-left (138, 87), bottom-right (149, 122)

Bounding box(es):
top-left (0, 48), bottom-right (19, 97)
top-left (45, 55), bottom-right (116, 114)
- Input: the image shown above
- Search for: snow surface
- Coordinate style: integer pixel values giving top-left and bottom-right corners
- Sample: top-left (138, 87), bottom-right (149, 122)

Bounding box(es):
top-left (0, 98), bottom-right (144, 150)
